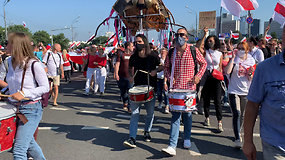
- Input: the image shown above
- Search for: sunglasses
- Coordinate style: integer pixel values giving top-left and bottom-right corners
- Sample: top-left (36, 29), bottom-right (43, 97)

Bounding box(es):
top-left (175, 33), bottom-right (187, 37)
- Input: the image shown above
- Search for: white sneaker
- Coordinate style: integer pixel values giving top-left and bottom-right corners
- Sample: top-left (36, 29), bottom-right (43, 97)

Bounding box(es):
top-left (217, 122), bottom-right (224, 132)
top-left (224, 102), bottom-right (230, 107)
top-left (192, 111), bottom-right (198, 115)
top-left (234, 139), bottom-right (242, 149)
top-left (162, 146), bottom-right (176, 156)
top-left (203, 118), bottom-right (210, 126)
top-left (164, 106), bottom-right (170, 114)
top-left (184, 140), bottom-right (192, 149)
top-left (158, 102), bottom-right (163, 109)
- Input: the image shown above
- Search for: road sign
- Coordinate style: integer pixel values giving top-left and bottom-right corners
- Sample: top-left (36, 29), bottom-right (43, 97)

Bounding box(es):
top-left (246, 17), bottom-right (253, 24)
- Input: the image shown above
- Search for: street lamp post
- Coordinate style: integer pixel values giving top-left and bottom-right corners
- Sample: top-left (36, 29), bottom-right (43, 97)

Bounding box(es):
top-left (71, 16), bottom-right (80, 42)
top-left (3, 0), bottom-right (11, 40)
top-left (185, 5), bottom-right (198, 38)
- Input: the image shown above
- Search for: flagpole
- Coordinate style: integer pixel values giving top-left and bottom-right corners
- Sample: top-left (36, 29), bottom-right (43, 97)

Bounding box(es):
top-left (219, 7), bottom-right (223, 36)
top-left (248, 11), bottom-right (251, 37)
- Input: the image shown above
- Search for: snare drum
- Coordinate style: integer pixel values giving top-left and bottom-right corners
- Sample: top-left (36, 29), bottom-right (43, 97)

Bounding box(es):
top-left (168, 89), bottom-right (197, 112)
top-left (0, 102), bottom-right (17, 153)
top-left (129, 85), bottom-right (154, 103)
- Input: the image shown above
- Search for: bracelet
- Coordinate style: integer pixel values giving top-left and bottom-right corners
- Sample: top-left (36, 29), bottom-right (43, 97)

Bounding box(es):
top-left (18, 90), bottom-right (25, 97)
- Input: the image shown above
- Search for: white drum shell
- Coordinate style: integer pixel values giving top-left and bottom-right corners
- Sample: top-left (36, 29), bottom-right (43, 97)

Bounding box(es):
top-left (0, 102), bottom-right (17, 120)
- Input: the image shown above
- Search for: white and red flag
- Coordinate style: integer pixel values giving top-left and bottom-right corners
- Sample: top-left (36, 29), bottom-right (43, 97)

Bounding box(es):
top-left (241, 37), bottom-right (247, 42)
top-left (22, 21), bottom-right (26, 27)
top-left (265, 35), bottom-right (272, 41)
top-left (76, 42), bottom-right (81, 47)
top-left (272, 0), bottom-right (285, 27)
top-left (70, 42), bottom-right (76, 48)
top-left (230, 30), bottom-right (240, 40)
top-left (221, 0), bottom-right (259, 17)
top-left (105, 36), bottom-right (115, 46)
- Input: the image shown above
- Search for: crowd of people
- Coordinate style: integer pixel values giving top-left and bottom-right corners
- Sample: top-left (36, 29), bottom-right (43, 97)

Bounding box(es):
top-left (0, 23), bottom-right (284, 159)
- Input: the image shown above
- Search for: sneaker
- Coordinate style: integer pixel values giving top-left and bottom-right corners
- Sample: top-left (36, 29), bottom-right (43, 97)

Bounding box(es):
top-left (123, 138), bottom-right (136, 148)
top-left (234, 139), bottom-right (242, 149)
top-left (203, 118), bottom-right (210, 126)
top-left (192, 111), bottom-right (198, 115)
top-left (143, 131), bottom-right (151, 142)
top-left (224, 102), bottom-right (230, 107)
top-left (123, 104), bottom-right (128, 111)
top-left (164, 106), bottom-right (170, 114)
top-left (100, 92), bottom-right (104, 96)
top-left (162, 146), bottom-right (176, 156)
top-left (184, 140), bottom-right (192, 149)
top-left (158, 102), bottom-right (163, 109)
top-left (217, 122), bottom-right (224, 132)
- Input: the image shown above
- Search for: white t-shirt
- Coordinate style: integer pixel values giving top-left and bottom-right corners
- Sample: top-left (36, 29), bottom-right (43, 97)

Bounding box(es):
top-left (249, 47), bottom-right (264, 64)
top-left (205, 49), bottom-right (223, 71)
top-left (43, 52), bottom-right (64, 77)
top-left (228, 54), bottom-right (256, 95)
top-left (157, 59), bottom-right (165, 79)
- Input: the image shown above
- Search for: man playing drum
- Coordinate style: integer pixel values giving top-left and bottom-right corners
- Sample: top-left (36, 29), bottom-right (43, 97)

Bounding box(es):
top-left (161, 28), bottom-right (207, 156)
top-left (123, 34), bottom-right (163, 148)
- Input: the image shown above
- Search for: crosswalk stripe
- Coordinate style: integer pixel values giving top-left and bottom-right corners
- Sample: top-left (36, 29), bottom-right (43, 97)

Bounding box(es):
top-left (156, 119), bottom-right (170, 123)
top-left (80, 110), bottom-right (100, 114)
top-left (50, 107), bottom-right (69, 111)
top-left (81, 126), bottom-right (109, 130)
top-left (38, 127), bottom-right (59, 130)
top-left (189, 142), bottom-right (201, 156)
top-left (116, 114), bottom-right (131, 119)
top-left (138, 128), bottom-right (159, 132)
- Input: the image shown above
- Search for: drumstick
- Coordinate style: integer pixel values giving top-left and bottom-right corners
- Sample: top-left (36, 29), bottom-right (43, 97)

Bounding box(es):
top-left (0, 94), bottom-right (30, 100)
top-left (139, 70), bottom-right (151, 75)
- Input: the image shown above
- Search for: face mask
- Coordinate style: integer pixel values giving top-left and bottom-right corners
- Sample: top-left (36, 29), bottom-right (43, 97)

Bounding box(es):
top-left (237, 50), bottom-right (246, 58)
top-left (136, 43), bottom-right (145, 52)
top-left (176, 36), bottom-right (186, 47)
top-left (208, 42), bottom-right (214, 49)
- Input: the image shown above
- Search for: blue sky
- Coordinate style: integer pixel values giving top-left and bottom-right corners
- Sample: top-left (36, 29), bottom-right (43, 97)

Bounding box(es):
top-left (2, 0), bottom-right (278, 41)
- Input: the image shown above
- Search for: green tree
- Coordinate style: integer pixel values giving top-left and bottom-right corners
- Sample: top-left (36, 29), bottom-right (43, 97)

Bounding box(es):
top-left (53, 33), bottom-right (70, 50)
top-left (32, 30), bottom-right (51, 46)
top-left (0, 26), bottom-right (6, 45)
top-left (271, 32), bottom-right (277, 39)
top-left (91, 36), bottom-right (108, 45)
top-left (8, 25), bottom-right (32, 38)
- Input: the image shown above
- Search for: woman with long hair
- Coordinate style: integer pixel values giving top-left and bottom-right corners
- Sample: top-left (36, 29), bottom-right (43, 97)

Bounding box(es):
top-left (202, 35), bottom-right (224, 132)
top-left (224, 42), bottom-right (255, 148)
top-left (5, 32), bottom-right (49, 159)
top-left (62, 49), bottom-right (72, 83)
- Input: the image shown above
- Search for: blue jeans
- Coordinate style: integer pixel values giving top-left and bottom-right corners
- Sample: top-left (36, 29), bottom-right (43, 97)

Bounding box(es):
top-left (118, 78), bottom-right (131, 105)
top-left (13, 101), bottom-right (46, 160)
top-left (169, 112), bottom-right (192, 148)
top-left (157, 79), bottom-right (169, 105)
top-left (129, 97), bottom-right (156, 139)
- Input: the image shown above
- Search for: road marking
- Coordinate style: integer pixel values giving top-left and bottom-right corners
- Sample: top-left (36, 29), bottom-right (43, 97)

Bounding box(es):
top-left (50, 107), bottom-right (69, 111)
top-left (38, 127), bottom-right (59, 130)
top-left (138, 128), bottom-right (159, 132)
top-left (80, 110), bottom-right (100, 114)
top-left (189, 142), bottom-right (201, 156)
top-left (116, 114), bottom-right (131, 119)
top-left (156, 119), bottom-right (170, 123)
top-left (81, 126), bottom-right (109, 130)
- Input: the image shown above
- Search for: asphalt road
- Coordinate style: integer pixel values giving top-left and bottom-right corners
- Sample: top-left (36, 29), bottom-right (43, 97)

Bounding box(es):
top-left (0, 72), bottom-right (263, 160)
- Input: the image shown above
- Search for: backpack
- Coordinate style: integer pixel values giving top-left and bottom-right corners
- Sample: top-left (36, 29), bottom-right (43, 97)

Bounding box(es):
top-left (169, 46), bottom-right (198, 75)
top-left (31, 61), bottom-right (50, 108)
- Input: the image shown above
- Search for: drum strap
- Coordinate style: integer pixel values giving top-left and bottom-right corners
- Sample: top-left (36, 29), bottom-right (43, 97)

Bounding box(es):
top-left (15, 59), bottom-right (30, 125)
top-left (169, 48), bottom-right (177, 89)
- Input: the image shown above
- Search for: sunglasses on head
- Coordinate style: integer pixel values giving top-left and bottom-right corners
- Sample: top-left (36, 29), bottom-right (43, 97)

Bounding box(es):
top-left (175, 33), bottom-right (187, 37)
